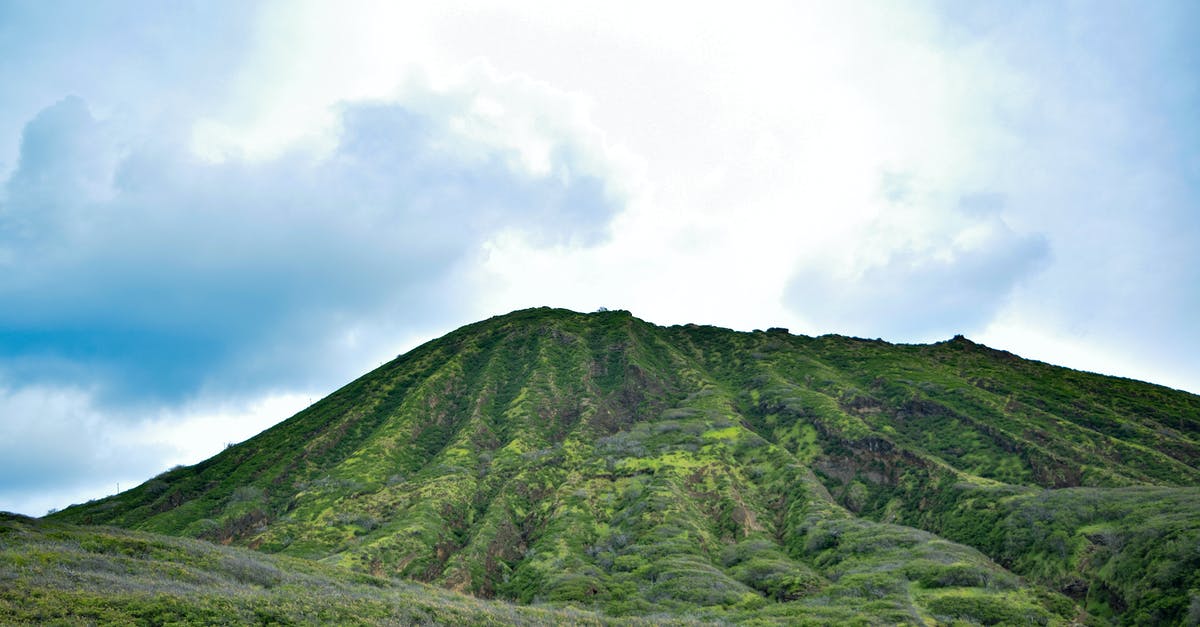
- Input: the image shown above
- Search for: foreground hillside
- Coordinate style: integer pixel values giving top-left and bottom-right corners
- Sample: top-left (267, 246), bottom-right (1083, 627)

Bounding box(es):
top-left (52, 308), bottom-right (1200, 624)
top-left (0, 513), bottom-right (659, 625)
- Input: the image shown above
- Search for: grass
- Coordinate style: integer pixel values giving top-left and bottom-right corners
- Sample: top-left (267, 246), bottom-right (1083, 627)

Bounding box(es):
top-left (0, 513), bottom-right (682, 626)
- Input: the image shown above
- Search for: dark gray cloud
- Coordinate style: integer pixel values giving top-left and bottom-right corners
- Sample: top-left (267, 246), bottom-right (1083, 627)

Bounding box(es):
top-left (0, 96), bottom-right (620, 407)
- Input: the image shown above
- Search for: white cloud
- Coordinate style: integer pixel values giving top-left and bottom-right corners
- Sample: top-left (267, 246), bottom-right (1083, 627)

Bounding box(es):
top-left (0, 383), bottom-right (156, 515)
top-left (463, 1), bottom-right (1196, 394)
top-left (2, 0), bottom-right (1198, 514)
top-left (2, 90), bottom-right (623, 395)
top-left (0, 382), bottom-right (315, 516)
top-left (464, 2), bottom-right (1028, 332)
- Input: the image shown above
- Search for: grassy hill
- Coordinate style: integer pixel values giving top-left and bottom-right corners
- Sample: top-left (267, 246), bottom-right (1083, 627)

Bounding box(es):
top-left (48, 308), bottom-right (1200, 624)
top-left (0, 513), bottom-right (666, 625)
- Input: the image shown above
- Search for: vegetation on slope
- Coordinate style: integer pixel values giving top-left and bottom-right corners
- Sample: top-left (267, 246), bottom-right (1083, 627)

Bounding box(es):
top-left (0, 513), bottom-right (668, 625)
top-left (50, 308), bottom-right (1200, 624)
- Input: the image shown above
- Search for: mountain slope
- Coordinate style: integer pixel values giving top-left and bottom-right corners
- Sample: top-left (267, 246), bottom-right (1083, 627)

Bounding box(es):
top-left (51, 308), bottom-right (1200, 624)
top-left (0, 513), bottom-right (663, 625)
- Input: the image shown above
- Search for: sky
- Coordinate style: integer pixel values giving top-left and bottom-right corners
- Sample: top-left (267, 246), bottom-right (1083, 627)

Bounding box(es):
top-left (1, 0), bottom-right (1197, 516)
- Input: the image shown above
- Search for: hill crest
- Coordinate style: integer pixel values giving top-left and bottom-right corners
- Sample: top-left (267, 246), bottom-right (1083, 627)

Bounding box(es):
top-left (51, 307), bottom-right (1200, 623)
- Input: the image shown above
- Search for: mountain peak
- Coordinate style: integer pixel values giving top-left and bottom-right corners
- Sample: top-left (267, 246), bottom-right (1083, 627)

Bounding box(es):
top-left (51, 311), bottom-right (1200, 623)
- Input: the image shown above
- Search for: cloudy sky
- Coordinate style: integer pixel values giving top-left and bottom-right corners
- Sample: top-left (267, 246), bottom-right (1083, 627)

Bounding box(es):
top-left (2, 0), bottom-right (1197, 516)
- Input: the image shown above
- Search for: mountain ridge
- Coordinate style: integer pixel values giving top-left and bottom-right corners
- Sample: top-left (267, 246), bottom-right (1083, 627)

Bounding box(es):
top-left (49, 307), bottom-right (1200, 624)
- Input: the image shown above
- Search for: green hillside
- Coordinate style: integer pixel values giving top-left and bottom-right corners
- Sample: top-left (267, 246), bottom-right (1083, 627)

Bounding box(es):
top-left (0, 513), bottom-right (661, 625)
top-left (49, 308), bottom-right (1200, 624)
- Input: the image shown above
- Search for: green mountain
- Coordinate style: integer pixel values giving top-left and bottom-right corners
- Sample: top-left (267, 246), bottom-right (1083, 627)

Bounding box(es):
top-left (47, 308), bottom-right (1200, 624)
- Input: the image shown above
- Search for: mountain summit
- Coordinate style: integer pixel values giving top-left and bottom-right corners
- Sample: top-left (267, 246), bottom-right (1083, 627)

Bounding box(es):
top-left (52, 308), bottom-right (1200, 624)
